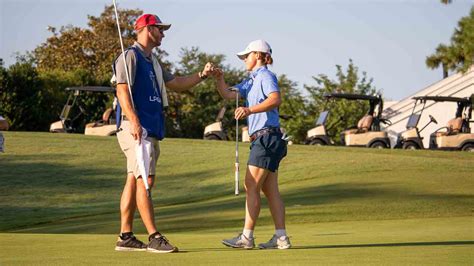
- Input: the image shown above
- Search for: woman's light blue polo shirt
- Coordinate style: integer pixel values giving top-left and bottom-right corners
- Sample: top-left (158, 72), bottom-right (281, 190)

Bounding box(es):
top-left (232, 66), bottom-right (280, 135)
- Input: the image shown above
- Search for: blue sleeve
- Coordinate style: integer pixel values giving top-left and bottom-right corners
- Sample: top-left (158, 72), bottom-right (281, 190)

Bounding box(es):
top-left (261, 72), bottom-right (279, 96)
top-left (231, 79), bottom-right (248, 99)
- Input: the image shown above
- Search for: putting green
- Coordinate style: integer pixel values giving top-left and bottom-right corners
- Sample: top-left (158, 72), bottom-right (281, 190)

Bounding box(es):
top-left (1, 217), bottom-right (472, 265)
top-left (0, 132), bottom-right (473, 264)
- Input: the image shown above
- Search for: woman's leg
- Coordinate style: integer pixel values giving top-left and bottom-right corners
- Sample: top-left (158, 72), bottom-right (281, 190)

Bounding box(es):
top-left (244, 165), bottom-right (270, 230)
top-left (259, 171), bottom-right (291, 249)
top-left (261, 171), bottom-right (285, 230)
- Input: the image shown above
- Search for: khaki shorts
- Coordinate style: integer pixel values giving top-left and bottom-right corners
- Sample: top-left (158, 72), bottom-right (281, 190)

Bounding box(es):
top-left (117, 121), bottom-right (160, 177)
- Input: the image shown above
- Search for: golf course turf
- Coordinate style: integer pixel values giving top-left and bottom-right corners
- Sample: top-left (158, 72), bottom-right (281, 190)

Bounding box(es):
top-left (0, 132), bottom-right (472, 265)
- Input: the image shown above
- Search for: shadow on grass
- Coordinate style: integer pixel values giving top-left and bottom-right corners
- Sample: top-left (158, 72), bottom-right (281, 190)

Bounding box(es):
top-left (179, 241), bottom-right (474, 253)
top-left (290, 240), bottom-right (474, 250)
top-left (5, 179), bottom-right (473, 233)
top-left (2, 153), bottom-right (473, 234)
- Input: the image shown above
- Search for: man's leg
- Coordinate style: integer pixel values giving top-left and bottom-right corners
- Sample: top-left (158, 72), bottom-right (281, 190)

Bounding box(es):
top-left (120, 174), bottom-right (137, 233)
top-left (116, 173), bottom-right (147, 251)
top-left (136, 175), bottom-right (157, 234)
top-left (138, 174), bottom-right (179, 253)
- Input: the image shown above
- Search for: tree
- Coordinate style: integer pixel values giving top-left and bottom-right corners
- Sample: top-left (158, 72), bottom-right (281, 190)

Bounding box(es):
top-left (426, 7), bottom-right (474, 77)
top-left (0, 57), bottom-right (54, 131)
top-left (30, 5), bottom-right (173, 132)
top-left (304, 60), bottom-right (378, 144)
top-left (168, 47), bottom-right (246, 139)
top-left (34, 5), bottom-right (146, 84)
top-left (277, 75), bottom-right (311, 144)
top-left (0, 54), bottom-right (111, 131)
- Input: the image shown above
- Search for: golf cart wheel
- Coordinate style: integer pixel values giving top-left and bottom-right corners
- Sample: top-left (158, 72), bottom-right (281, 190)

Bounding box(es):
top-left (205, 134), bottom-right (221, 140)
top-left (461, 143), bottom-right (474, 152)
top-left (309, 139), bottom-right (325, 146)
top-left (370, 141), bottom-right (387, 149)
top-left (402, 142), bottom-right (420, 150)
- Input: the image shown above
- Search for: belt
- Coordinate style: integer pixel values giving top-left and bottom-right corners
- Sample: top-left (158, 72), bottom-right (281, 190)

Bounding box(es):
top-left (250, 127), bottom-right (281, 142)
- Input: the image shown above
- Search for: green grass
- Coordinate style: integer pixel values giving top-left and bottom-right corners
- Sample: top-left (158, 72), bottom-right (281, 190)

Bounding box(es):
top-left (0, 132), bottom-right (473, 265)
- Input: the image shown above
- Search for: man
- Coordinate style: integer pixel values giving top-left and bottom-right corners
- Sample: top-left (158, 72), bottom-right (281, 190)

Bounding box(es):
top-left (0, 115), bottom-right (8, 153)
top-left (113, 13), bottom-right (214, 253)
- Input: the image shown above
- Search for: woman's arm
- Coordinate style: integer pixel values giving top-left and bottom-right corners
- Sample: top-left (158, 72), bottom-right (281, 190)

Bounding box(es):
top-left (213, 68), bottom-right (238, 100)
top-left (235, 92), bottom-right (281, 120)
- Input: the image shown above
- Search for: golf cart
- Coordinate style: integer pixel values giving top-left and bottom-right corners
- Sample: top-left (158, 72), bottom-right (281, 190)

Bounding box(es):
top-left (394, 97), bottom-right (439, 149)
top-left (50, 86), bottom-right (117, 136)
top-left (203, 106), bottom-right (228, 140)
top-left (305, 110), bottom-right (334, 145)
top-left (318, 93), bottom-right (392, 148)
top-left (423, 95), bottom-right (473, 151)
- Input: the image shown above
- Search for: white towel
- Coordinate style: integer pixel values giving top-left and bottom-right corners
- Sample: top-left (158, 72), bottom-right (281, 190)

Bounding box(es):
top-left (134, 128), bottom-right (151, 191)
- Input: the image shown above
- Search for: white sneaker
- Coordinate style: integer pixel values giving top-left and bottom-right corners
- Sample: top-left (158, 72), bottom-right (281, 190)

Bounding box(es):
top-left (222, 233), bottom-right (255, 249)
top-left (258, 235), bottom-right (291, 249)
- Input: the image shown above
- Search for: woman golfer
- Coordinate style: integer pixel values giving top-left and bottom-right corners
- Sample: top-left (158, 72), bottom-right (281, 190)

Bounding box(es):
top-left (214, 40), bottom-right (291, 249)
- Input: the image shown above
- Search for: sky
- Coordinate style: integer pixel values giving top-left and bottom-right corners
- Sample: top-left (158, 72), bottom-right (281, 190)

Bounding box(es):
top-left (1, 0), bottom-right (472, 100)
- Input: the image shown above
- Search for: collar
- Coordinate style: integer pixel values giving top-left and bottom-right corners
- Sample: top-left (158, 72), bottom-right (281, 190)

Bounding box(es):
top-left (249, 65), bottom-right (268, 79)
top-left (133, 41), bottom-right (152, 60)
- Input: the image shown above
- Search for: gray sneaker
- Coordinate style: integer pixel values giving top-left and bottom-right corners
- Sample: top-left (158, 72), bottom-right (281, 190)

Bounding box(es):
top-left (222, 233), bottom-right (255, 249)
top-left (258, 235), bottom-right (291, 249)
top-left (147, 232), bottom-right (179, 253)
top-left (115, 235), bottom-right (147, 251)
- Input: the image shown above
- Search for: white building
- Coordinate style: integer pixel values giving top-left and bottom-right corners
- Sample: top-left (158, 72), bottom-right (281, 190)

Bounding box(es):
top-left (382, 67), bottom-right (474, 148)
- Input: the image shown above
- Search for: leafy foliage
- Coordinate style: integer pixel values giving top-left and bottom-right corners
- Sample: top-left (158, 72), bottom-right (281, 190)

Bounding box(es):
top-left (168, 47), bottom-right (246, 139)
top-left (277, 75), bottom-right (311, 143)
top-left (34, 5), bottom-right (142, 83)
top-left (426, 7), bottom-right (474, 76)
top-left (304, 60), bottom-right (378, 143)
top-left (0, 57), bottom-right (53, 131)
top-left (0, 57), bottom-right (112, 132)
top-left (1, 5), bottom-right (383, 143)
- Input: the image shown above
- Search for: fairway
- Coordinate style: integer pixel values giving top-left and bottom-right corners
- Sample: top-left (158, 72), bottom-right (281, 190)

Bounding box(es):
top-left (0, 132), bottom-right (473, 265)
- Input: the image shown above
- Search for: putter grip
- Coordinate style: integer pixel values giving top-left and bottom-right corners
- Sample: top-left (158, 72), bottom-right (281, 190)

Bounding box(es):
top-left (235, 162), bottom-right (239, 195)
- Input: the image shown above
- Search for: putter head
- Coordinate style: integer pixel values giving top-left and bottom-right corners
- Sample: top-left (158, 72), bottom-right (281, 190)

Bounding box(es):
top-left (228, 87), bottom-right (239, 92)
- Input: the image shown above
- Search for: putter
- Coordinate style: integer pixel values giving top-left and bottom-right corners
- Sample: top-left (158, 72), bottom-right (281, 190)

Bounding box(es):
top-left (113, 0), bottom-right (151, 198)
top-left (228, 87), bottom-right (240, 196)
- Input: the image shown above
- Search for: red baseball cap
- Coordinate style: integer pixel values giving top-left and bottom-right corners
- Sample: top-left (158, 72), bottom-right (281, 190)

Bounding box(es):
top-left (134, 14), bottom-right (171, 31)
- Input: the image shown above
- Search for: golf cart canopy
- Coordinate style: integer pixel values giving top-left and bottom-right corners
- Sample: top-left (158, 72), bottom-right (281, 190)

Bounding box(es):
top-left (324, 92), bottom-right (384, 118)
top-left (412, 95), bottom-right (471, 104)
top-left (324, 93), bottom-right (381, 102)
top-left (65, 86), bottom-right (115, 93)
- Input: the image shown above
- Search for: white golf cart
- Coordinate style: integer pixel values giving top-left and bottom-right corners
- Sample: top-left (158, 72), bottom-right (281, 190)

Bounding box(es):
top-left (50, 86), bottom-right (117, 136)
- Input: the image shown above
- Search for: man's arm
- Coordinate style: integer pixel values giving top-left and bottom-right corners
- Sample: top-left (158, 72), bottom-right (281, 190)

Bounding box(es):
top-left (165, 62), bottom-right (214, 92)
top-left (116, 84), bottom-right (142, 143)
